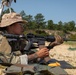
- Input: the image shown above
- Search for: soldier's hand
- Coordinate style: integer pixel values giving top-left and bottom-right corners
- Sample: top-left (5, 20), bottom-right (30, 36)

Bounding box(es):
top-left (54, 34), bottom-right (63, 45)
top-left (49, 34), bottom-right (63, 47)
top-left (36, 47), bottom-right (49, 58)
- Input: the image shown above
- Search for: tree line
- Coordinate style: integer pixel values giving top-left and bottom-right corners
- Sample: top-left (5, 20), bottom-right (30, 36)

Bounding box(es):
top-left (0, 8), bottom-right (76, 33)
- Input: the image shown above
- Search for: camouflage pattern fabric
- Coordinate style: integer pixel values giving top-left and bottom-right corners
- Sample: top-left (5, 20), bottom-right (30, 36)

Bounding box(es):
top-left (0, 65), bottom-right (6, 75)
top-left (0, 34), bottom-right (11, 63)
top-left (0, 12), bottom-right (27, 27)
top-left (0, 34), bottom-right (28, 64)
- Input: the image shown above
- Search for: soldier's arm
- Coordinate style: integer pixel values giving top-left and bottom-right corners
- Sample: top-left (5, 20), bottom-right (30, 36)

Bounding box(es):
top-left (28, 47), bottom-right (49, 61)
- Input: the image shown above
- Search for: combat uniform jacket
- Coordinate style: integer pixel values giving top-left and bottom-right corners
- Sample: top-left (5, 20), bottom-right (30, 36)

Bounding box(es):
top-left (0, 33), bottom-right (28, 64)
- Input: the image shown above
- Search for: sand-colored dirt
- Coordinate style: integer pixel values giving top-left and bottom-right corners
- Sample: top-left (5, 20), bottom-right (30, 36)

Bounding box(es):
top-left (49, 44), bottom-right (76, 75)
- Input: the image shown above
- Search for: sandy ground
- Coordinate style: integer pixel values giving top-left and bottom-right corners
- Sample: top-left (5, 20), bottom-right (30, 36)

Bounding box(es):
top-left (49, 43), bottom-right (76, 75)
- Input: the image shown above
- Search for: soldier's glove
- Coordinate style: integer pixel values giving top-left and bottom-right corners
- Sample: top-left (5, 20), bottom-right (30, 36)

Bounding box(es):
top-left (54, 34), bottom-right (63, 45)
top-left (49, 34), bottom-right (63, 47)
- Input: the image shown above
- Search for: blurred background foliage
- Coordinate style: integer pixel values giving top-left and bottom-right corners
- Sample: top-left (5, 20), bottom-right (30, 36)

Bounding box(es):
top-left (0, 8), bottom-right (76, 39)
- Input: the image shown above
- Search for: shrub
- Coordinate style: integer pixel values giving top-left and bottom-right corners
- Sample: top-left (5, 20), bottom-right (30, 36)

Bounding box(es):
top-left (69, 34), bottom-right (76, 40)
top-left (35, 30), bottom-right (49, 36)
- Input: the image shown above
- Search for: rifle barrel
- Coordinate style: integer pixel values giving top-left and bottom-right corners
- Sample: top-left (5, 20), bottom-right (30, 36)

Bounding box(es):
top-left (63, 38), bottom-right (76, 41)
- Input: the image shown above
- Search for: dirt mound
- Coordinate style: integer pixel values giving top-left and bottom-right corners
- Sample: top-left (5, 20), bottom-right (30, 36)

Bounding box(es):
top-left (49, 44), bottom-right (76, 75)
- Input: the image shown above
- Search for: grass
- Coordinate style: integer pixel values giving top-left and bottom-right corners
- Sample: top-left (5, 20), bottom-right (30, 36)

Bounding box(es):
top-left (64, 41), bottom-right (76, 47)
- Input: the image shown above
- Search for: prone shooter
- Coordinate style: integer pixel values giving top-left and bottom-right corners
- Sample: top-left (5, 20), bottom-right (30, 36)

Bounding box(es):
top-left (0, 12), bottom-right (68, 75)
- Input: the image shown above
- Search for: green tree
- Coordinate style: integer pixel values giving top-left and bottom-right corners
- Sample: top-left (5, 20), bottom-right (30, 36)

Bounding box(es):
top-left (68, 21), bottom-right (75, 31)
top-left (53, 24), bottom-right (58, 30)
top-left (57, 21), bottom-right (63, 30)
top-left (63, 21), bottom-right (75, 31)
top-left (3, 8), bottom-right (15, 14)
top-left (25, 15), bottom-right (33, 22)
top-left (26, 15), bottom-right (35, 29)
top-left (20, 10), bottom-right (26, 20)
top-left (34, 13), bottom-right (45, 29)
top-left (63, 22), bottom-right (68, 33)
top-left (47, 20), bottom-right (54, 30)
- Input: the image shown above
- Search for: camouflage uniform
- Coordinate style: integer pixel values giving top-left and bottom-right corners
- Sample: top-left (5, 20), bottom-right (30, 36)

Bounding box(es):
top-left (0, 12), bottom-right (28, 64)
top-left (0, 12), bottom-right (68, 75)
top-left (0, 32), bottom-right (28, 65)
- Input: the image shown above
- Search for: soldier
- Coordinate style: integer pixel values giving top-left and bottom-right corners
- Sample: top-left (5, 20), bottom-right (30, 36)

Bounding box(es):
top-left (0, 12), bottom-right (63, 65)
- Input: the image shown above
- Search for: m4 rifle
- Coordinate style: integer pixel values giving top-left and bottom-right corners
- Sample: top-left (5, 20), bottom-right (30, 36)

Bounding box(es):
top-left (2, 33), bottom-right (76, 54)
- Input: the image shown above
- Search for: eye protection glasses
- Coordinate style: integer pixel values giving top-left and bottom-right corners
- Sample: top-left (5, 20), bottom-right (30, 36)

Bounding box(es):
top-left (17, 23), bottom-right (25, 27)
